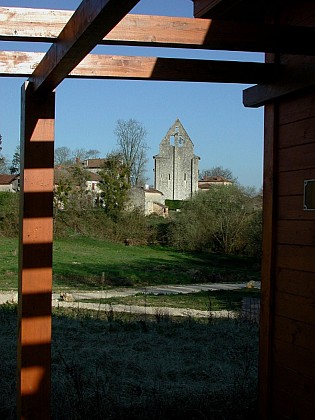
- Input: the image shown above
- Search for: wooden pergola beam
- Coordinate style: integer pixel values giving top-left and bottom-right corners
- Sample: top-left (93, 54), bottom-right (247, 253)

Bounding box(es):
top-left (0, 51), bottom-right (277, 84)
top-left (29, 0), bottom-right (140, 96)
top-left (243, 66), bottom-right (315, 107)
top-left (0, 7), bottom-right (314, 55)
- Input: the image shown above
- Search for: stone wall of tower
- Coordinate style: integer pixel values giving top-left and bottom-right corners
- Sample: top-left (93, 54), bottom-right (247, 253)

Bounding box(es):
top-left (154, 119), bottom-right (199, 200)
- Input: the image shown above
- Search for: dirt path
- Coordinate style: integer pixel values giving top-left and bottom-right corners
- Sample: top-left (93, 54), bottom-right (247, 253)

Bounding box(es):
top-left (0, 282), bottom-right (260, 319)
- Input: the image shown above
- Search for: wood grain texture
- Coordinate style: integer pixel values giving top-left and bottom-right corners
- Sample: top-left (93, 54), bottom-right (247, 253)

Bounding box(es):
top-left (273, 338), bottom-right (315, 380)
top-left (278, 143), bottom-right (315, 172)
top-left (277, 244), bottom-right (315, 274)
top-left (1, 7), bottom-right (314, 54)
top-left (30, 0), bottom-right (140, 95)
top-left (277, 220), bottom-right (315, 246)
top-left (274, 315), bottom-right (315, 351)
top-left (0, 51), bottom-right (276, 84)
top-left (274, 289), bottom-right (315, 325)
top-left (277, 269), bottom-right (315, 299)
top-left (278, 168), bottom-right (315, 196)
top-left (278, 116), bottom-right (315, 149)
top-left (278, 195), bottom-right (315, 220)
top-left (271, 366), bottom-right (315, 419)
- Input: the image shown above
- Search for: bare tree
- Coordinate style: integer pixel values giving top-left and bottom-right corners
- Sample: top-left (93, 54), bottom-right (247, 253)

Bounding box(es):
top-left (114, 119), bottom-right (148, 186)
top-left (55, 147), bottom-right (100, 166)
top-left (85, 149), bottom-right (100, 159)
top-left (55, 146), bottom-right (72, 166)
top-left (200, 166), bottom-right (236, 182)
top-left (0, 134), bottom-right (9, 174)
top-left (72, 148), bottom-right (100, 162)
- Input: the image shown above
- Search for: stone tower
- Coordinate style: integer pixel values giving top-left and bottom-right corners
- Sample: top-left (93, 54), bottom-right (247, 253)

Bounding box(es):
top-left (153, 119), bottom-right (199, 200)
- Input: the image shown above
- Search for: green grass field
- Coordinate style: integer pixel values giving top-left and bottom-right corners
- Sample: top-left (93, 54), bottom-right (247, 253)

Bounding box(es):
top-left (0, 236), bottom-right (260, 291)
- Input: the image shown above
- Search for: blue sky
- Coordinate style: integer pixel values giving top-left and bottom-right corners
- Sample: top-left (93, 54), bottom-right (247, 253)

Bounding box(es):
top-left (0, 0), bottom-right (264, 188)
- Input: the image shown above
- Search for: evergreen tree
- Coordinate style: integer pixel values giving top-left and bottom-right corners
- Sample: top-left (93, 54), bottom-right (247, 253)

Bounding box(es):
top-left (9, 146), bottom-right (20, 174)
top-left (98, 153), bottom-right (130, 219)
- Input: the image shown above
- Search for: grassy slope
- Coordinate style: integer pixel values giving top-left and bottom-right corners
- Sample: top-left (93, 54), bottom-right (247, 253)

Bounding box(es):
top-left (0, 236), bottom-right (260, 291)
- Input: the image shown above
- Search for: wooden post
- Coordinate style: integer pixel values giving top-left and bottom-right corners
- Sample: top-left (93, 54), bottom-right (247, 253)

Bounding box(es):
top-left (17, 81), bottom-right (55, 419)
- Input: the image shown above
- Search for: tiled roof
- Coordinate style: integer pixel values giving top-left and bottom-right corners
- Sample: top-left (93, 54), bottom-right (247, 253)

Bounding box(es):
top-left (82, 158), bottom-right (107, 168)
top-left (144, 187), bottom-right (163, 194)
top-left (0, 174), bottom-right (18, 184)
top-left (200, 176), bottom-right (231, 182)
top-left (54, 167), bottom-right (101, 183)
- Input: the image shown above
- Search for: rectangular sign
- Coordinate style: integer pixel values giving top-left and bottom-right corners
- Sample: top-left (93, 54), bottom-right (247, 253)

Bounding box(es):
top-left (304, 180), bottom-right (315, 210)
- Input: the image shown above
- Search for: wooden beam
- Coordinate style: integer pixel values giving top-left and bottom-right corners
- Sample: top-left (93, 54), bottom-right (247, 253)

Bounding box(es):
top-left (193, 0), bottom-right (264, 21)
top-left (0, 51), bottom-right (277, 84)
top-left (243, 68), bottom-right (315, 107)
top-left (29, 0), bottom-right (140, 96)
top-left (0, 7), bottom-right (314, 55)
top-left (17, 81), bottom-right (55, 419)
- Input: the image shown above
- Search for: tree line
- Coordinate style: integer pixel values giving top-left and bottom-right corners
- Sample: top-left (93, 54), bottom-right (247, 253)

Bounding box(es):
top-left (0, 120), bottom-right (262, 259)
top-left (0, 181), bottom-right (262, 259)
top-left (0, 118), bottom-right (149, 183)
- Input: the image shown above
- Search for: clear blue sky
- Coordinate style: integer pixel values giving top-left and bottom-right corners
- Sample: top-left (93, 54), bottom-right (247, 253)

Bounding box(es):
top-left (0, 0), bottom-right (264, 188)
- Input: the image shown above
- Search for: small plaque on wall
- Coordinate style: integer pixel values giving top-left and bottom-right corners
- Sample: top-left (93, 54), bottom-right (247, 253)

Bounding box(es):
top-left (304, 180), bottom-right (315, 210)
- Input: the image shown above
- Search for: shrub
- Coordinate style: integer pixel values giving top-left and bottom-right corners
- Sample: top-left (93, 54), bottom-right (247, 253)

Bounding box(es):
top-left (169, 185), bottom-right (262, 255)
top-left (0, 192), bottom-right (19, 237)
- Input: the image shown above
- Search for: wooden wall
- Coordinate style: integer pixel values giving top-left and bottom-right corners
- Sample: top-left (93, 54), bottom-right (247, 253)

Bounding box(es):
top-left (261, 2), bottom-right (315, 418)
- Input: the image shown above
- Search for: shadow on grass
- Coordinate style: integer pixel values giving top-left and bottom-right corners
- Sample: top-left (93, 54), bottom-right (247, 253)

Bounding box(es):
top-left (53, 254), bottom-right (260, 290)
top-left (0, 303), bottom-right (258, 420)
top-left (0, 237), bottom-right (260, 291)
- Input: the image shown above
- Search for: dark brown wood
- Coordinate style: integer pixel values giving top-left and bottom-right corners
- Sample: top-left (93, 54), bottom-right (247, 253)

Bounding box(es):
top-left (30, 0), bottom-right (140, 95)
top-left (17, 81), bottom-right (55, 419)
top-left (274, 290), bottom-right (315, 325)
top-left (277, 269), bottom-right (315, 299)
top-left (243, 4), bottom-right (315, 109)
top-left (273, 338), bottom-right (315, 380)
top-left (1, 8), bottom-right (314, 55)
top-left (243, 71), bottom-right (315, 108)
top-left (277, 245), bottom-right (315, 274)
top-left (278, 143), bottom-right (315, 172)
top-left (277, 220), bottom-right (315, 246)
top-left (278, 194), bottom-right (314, 220)
top-left (272, 365), bottom-right (315, 418)
top-left (278, 168), bottom-right (315, 196)
top-left (0, 51), bottom-right (276, 84)
top-left (274, 315), bottom-right (315, 351)
top-left (278, 116), bottom-right (315, 149)
top-left (193, 0), bottom-right (264, 21)
top-left (259, 101), bottom-right (278, 420)
top-left (278, 90), bottom-right (315, 126)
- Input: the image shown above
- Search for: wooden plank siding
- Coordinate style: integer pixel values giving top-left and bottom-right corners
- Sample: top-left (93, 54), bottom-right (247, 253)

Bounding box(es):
top-left (262, 2), bottom-right (315, 416)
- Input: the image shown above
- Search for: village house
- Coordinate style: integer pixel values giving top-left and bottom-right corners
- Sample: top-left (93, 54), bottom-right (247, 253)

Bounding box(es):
top-left (128, 185), bottom-right (168, 217)
top-left (0, 174), bottom-right (19, 192)
top-left (198, 176), bottom-right (232, 191)
top-left (81, 158), bottom-right (107, 174)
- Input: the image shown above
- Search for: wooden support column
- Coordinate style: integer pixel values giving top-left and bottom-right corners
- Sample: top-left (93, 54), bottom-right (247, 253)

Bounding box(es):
top-left (259, 101), bottom-right (278, 420)
top-left (17, 81), bottom-right (55, 419)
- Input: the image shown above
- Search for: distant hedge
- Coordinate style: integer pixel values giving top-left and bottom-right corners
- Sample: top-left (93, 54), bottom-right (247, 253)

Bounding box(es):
top-left (165, 200), bottom-right (184, 211)
top-left (0, 192), bottom-right (19, 237)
